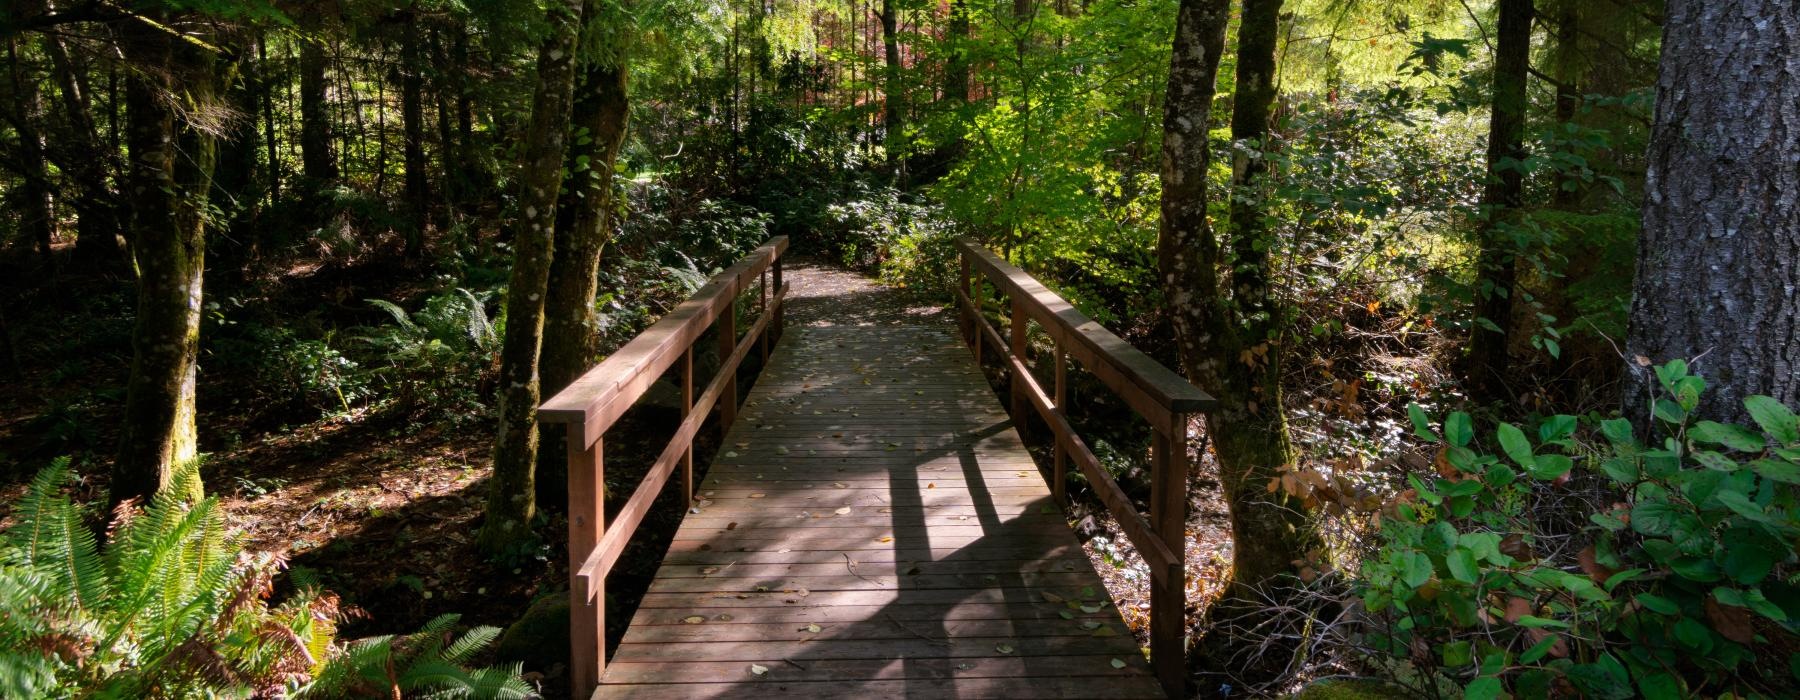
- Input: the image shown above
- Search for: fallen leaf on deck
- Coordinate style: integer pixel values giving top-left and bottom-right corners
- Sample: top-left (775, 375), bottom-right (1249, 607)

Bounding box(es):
top-left (878, 536), bottom-right (894, 543)
top-left (683, 616), bottom-right (706, 624)
top-left (749, 664), bottom-right (769, 676)
top-left (803, 623), bottom-right (822, 633)
top-left (995, 643), bottom-right (1014, 654)
top-left (834, 506), bottom-right (852, 515)
top-left (1111, 658), bottom-right (1127, 669)
top-left (1091, 626), bottom-right (1117, 637)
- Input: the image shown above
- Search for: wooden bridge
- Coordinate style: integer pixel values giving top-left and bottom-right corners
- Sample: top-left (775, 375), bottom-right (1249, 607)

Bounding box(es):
top-left (540, 237), bottom-right (1213, 699)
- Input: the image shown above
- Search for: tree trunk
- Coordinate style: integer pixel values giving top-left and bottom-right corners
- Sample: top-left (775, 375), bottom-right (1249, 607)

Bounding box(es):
top-left (215, 32), bottom-right (265, 245)
top-left (1625, 0), bottom-right (1800, 425)
top-left (400, 15), bottom-right (430, 254)
top-left (299, 21), bottom-right (337, 182)
top-left (6, 39), bottom-right (56, 259)
top-left (879, 0), bottom-right (902, 177)
top-left (476, 0), bottom-right (587, 556)
top-left (43, 34), bottom-right (124, 264)
top-left (113, 13), bottom-right (225, 507)
top-left (1465, 0), bottom-right (1534, 402)
top-left (538, 61), bottom-right (630, 512)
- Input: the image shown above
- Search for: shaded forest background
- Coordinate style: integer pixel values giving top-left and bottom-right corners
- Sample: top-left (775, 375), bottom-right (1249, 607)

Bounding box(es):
top-left (1, 0), bottom-right (1797, 697)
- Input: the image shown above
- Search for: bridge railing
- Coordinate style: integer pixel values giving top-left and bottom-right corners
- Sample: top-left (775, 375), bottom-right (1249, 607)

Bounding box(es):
top-left (539, 236), bottom-right (789, 694)
top-left (953, 238), bottom-right (1215, 696)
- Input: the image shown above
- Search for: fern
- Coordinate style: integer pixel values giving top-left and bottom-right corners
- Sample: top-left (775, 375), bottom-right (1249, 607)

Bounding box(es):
top-left (301, 614), bottom-right (532, 699)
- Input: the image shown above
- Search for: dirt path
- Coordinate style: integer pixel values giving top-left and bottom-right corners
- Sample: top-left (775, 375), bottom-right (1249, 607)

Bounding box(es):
top-left (780, 258), bottom-right (953, 328)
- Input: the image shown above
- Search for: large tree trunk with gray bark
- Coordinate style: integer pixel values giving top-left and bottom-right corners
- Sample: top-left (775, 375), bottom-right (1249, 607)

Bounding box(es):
top-left (1625, 0), bottom-right (1800, 424)
top-left (476, 0), bottom-right (586, 556)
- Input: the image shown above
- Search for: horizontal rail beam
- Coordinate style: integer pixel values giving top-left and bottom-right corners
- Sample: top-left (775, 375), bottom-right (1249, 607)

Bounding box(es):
top-left (542, 237), bottom-right (789, 445)
top-left (955, 238), bottom-right (1215, 425)
top-left (955, 286), bottom-right (1179, 577)
top-left (576, 283), bottom-right (787, 601)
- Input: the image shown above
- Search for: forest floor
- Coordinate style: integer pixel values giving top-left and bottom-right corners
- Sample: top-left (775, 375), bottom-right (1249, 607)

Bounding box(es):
top-left (0, 249), bottom-right (1235, 694)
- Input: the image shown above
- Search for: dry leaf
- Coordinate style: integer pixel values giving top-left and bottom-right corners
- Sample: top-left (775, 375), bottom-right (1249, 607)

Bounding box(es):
top-left (995, 643), bottom-right (1014, 654)
top-left (1110, 658), bottom-right (1127, 669)
top-left (683, 615), bottom-right (706, 624)
top-left (834, 506), bottom-right (852, 515)
top-left (749, 664), bottom-right (769, 676)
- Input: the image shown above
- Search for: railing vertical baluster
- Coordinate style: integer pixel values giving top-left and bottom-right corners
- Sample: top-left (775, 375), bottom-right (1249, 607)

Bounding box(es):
top-left (1149, 423), bottom-right (1188, 697)
top-left (1052, 344), bottom-right (1067, 504)
top-left (718, 296), bottom-right (738, 435)
top-left (1009, 297), bottom-right (1030, 438)
top-left (959, 252), bottom-right (973, 348)
top-left (567, 434), bottom-right (605, 694)
top-left (771, 255), bottom-right (784, 341)
top-left (681, 348), bottom-right (694, 506)
top-left (759, 270), bottom-right (770, 363)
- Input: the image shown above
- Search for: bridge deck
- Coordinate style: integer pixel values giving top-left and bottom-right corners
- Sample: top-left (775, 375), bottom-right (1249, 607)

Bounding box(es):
top-left (597, 325), bottom-right (1165, 698)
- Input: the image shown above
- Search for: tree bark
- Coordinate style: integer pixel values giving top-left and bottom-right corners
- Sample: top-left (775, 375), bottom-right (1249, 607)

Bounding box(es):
top-left (43, 34), bottom-right (124, 264)
top-left (113, 11), bottom-right (225, 507)
top-left (1625, 0), bottom-right (1800, 425)
top-left (400, 13), bottom-right (430, 254)
top-left (539, 61), bottom-right (630, 512)
top-left (1465, 0), bottom-right (1534, 402)
top-left (299, 15), bottom-right (337, 183)
top-left (476, 0), bottom-right (587, 556)
top-left (6, 39), bottom-right (56, 259)
top-left (879, 0), bottom-right (902, 176)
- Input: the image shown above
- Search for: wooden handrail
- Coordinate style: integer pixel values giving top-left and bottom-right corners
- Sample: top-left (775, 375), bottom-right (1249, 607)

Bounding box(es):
top-left (953, 237), bottom-right (1214, 697)
top-left (541, 236), bottom-right (788, 695)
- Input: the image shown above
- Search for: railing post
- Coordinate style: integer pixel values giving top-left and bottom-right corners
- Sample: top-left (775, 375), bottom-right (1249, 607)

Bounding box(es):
top-left (1149, 421), bottom-right (1189, 697)
top-left (758, 269), bottom-right (770, 364)
top-left (1009, 297), bottom-right (1030, 438)
top-left (568, 434), bottom-right (605, 694)
top-left (771, 254), bottom-right (784, 342)
top-left (718, 296), bottom-right (738, 435)
top-left (959, 251), bottom-right (973, 347)
top-left (1052, 344), bottom-right (1067, 504)
top-left (681, 348), bottom-right (694, 506)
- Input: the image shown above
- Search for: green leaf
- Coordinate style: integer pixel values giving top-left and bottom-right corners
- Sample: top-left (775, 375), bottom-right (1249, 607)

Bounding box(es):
top-left (1514, 615), bottom-right (1569, 629)
top-left (1746, 395), bottom-right (1800, 445)
top-left (1631, 502), bottom-right (1680, 536)
top-left (1746, 588), bottom-right (1789, 622)
top-left (1408, 403), bottom-right (1437, 441)
top-left (1673, 617), bottom-right (1712, 651)
top-left (1463, 677), bottom-right (1501, 700)
top-left (1637, 671), bottom-right (1683, 700)
top-left (1441, 640), bottom-right (1472, 667)
top-left (1714, 491), bottom-right (1769, 523)
top-left (1600, 457), bottom-right (1638, 484)
top-left (1654, 399), bottom-right (1687, 425)
top-left (1445, 412), bottom-right (1473, 448)
top-left (1520, 633), bottom-right (1561, 664)
top-left (1600, 418), bottom-right (1636, 447)
top-left (1527, 454), bottom-right (1574, 480)
top-left (1750, 458), bottom-right (1800, 484)
top-left (1402, 551), bottom-right (1433, 588)
top-left (1447, 548), bottom-right (1479, 584)
top-left (1496, 422), bottom-right (1534, 468)
top-left (1538, 414), bottom-right (1577, 443)
top-left (1636, 593), bottom-right (1679, 615)
top-left (1690, 421), bottom-right (1766, 451)
top-left (1690, 450), bottom-right (1740, 472)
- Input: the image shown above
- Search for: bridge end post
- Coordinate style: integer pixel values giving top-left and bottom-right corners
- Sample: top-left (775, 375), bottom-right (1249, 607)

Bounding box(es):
top-left (1150, 423), bottom-right (1189, 697)
top-left (568, 434), bottom-right (605, 695)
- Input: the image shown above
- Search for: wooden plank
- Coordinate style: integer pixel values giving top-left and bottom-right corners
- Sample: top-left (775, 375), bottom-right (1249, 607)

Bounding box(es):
top-left (594, 323), bottom-right (1163, 698)
top-left (597, 676), bottom-right (1165, 699)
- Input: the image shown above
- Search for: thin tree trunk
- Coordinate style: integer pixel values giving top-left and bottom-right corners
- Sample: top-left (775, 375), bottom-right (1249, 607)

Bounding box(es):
top-left (476, 0), bottom-right (587, 555)
top-left (1625, 0), bottom-right (1800, 425)
top-left (538, 61), bottom-right (630, 512)
top-left (43, 34), bottom-right (123, 263)
top-left (300, 18), bottom-right (337, 182)
top-left (6, 39), bottom-right (56, 259)
top-left (1465, 0), bottom-right (1534, 402)
top-left (114, 12), bottom-right (226, 507)
top-left (879, 0), bottom-right (902, 178)
top-left (400, 13), bottom-right (430, 254)
top-left (261, 36), bottom-right (280, 206)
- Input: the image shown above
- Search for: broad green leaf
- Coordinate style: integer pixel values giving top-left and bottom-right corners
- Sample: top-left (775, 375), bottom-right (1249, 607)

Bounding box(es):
top-left (1520, 633), bottom-right (1561, 664)
top-left (1746, 395), bottom-right (1799, 445)
top-left (1496, 422), bottom-right (1534, 468)
top-left (1408, 403), bottom-right (1436, 441)
top-left (1446, 548), bottom-right (1479, 583)
top-left (1527, 454), bottom-right (1574, 480)
top-left (1637, 671), bottom-right (1683, 700)
top-left (1600, 418), bottom-right (1636, 447)
top-left (1402, 552), bottom-right (1433, 588)
top-left (1514, 615), bottom-right (1568, 629)
top-left (1636, 593), bottom-right (1679, 615)
top-left (1445, 412), bottom-right (1473, 448)
top-left (1631, 502), bottom-right (1680, 536)
top-left (1538, 414), bottom-right (1577, 443)
top-left (1750, 458), bottom-right (1800, 484)
top-left (1690, 421), bottom-right (1765, 451)
top-left (1463, 677), bottom-right (1501, 700)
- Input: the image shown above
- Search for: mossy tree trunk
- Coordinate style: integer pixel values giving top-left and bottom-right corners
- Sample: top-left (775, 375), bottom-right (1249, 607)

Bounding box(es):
top-left (1160, 0), bottom-right (1320, 673)
top-left (1464, 0), bottom-right (1534, 402)
top-left (476, 0), bottom-right (586, 556)
top-left (113, 11), bottom-right (226, 508)
top-left (538, 59), bottom-right (630, 512)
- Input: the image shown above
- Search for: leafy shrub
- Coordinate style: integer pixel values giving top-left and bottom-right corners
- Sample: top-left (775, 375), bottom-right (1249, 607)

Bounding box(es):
top-left (1361, 362), bottom-right (1800, 699)
top-left (0, 459), bottom-right (535, 699)
top-left (820, 186), bottom-right (959, 295)
top-left (305, 614), bottom-right (530, 699)
top-left (267, 330), bottom-right (370, 416)
top-left (353, 288), bottom-right (499, 423)
top-left (0, 458), bottom-right (337, 697)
